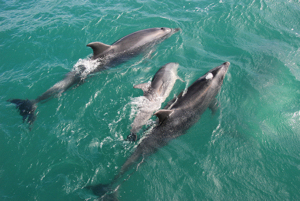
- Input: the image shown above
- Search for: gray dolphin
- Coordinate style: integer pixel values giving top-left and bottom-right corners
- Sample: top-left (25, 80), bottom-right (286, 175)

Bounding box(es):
top-left (7, 27), bottom-right (180, 126)
top-left (127, 62), bottom-right (182, 141)
top-left (87, 62), bottom-right (230, 200)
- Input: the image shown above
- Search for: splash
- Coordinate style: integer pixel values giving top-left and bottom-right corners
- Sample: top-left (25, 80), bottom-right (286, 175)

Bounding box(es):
top-left (130, 95), bottom-right (163, 118)
top-left (72, 58), bottom-right (101, 79)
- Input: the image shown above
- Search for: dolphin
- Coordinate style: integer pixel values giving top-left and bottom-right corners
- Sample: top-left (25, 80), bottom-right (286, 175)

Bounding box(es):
top-left (87, 62), bottom-right (230, 200)
top-left (127, 62), bottom-right (182, 141)
top-left (7, 27), bottom-right (181, 126)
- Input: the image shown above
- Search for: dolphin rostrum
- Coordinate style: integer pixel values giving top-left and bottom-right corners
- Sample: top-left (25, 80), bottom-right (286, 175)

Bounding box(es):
top-left (127, 62), bottom-right (182, 141)
top-left (87, 62), bottom-right (230, 200)
top-left (7, 27), bottom-right (181, 126)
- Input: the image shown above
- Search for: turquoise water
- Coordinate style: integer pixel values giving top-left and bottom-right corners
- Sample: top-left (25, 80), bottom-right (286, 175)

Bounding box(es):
top-left (1, 0), bottom-right (300, 200)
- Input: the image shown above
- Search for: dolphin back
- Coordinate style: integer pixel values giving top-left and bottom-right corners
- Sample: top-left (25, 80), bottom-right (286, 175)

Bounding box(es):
top-left (127, 63), bottom-right (180, 141)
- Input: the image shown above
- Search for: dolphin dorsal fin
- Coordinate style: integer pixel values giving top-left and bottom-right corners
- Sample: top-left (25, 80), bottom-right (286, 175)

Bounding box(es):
top-left (154, 109), bottom-right (173, 124)
top-left (133, 83), bottom-right (150, 94)
top-left (86, 42), bottom-right (111, 58)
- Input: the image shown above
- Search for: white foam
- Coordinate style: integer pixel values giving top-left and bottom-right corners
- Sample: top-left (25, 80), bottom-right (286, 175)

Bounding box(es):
top-left (72, 58), bottom-right (101, 78)
top-left (129, 96), bottom-right (149, 119)
top-left (206, 73), bottom-right (213, 80)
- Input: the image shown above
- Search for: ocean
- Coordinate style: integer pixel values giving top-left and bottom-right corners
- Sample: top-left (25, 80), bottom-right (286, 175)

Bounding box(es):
top-left (1, 0), bottom-right (300, 200)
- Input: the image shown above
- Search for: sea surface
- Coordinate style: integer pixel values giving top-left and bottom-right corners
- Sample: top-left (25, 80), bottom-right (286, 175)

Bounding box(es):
top-left (1, 0), bottom-right (300, 200)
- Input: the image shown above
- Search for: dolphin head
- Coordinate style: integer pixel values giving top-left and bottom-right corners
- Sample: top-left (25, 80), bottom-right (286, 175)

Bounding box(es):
top-left (168, 62), bottom-right (229, 112)
top-left (162, 62), bottom-right (179, 72)
top-left (148, 27), bottom-right (181, 41)
top-left (184, 62), bottom-right (230, 99)
top-left (160, 27), bottom-right (181, 34)
top-left (150, 62), bottom-right (179, 87)
top-left (206, 62), bottom-right (230, 85)
top-left (107, 27), bottom-right (181, 56)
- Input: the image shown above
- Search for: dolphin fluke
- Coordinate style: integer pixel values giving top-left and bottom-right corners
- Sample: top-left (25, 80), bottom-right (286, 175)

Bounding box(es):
top-left (86, 183), bottom-right (118, 201)
top-left (86, 183), bottom-right (111, 196)
top-left (8, 99), bottom-right (37, 125)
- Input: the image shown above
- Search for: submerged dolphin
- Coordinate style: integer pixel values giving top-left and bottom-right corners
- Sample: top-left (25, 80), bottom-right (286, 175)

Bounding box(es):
top-left (127, 62), bottom-right (181, 141)
top-left (87, 62), bottom-right (230, 200)
top-left (7, 27), bottom-right (181, 126)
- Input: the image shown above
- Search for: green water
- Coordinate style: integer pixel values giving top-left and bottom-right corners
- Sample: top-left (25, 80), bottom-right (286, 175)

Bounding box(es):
top-left (1, 0), bottom-right (300, 200)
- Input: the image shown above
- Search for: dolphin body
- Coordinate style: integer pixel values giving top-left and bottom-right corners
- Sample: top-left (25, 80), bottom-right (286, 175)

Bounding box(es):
top-left (127, 62), bottom-right (181, 141)
top-left (8, 27), bottom-right (180, 126)
top-left (88, 62), bottom-right (230, 200)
